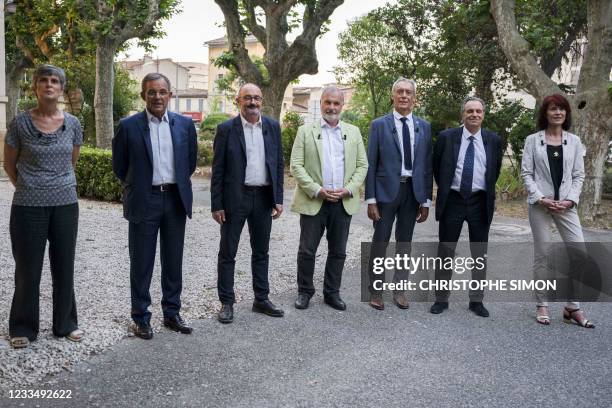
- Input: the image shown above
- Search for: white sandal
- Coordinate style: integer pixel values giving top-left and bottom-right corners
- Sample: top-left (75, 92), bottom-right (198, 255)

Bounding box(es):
top-left (66, 329), bottom-right (85, 342)
top-left (10, 336), bottom-right (30, 349)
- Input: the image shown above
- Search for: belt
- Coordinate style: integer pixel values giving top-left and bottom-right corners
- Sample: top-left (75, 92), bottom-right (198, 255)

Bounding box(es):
top-left (399, 176), bottom-right (412, 183)
top-left (243, 184), bottom-right (271, 191)
top-left (152, 183), bottom-right (177, 192)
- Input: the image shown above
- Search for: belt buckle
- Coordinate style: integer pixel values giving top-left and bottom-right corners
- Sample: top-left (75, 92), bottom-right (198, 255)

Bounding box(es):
top-left (159, 184), bottom-right (167, 192)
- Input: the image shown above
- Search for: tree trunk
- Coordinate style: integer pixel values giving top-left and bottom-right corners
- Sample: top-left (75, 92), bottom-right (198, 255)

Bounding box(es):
top-left (262, 79), bottom-right (290, 120)
top-left (490, 0), bottom-right (612, 221)
top-left (63, 88), bottom-right (84, 116)
top-left (5, 56), bottom-right (33, 122)
top-left (94, 39), bottom-right (117, 149)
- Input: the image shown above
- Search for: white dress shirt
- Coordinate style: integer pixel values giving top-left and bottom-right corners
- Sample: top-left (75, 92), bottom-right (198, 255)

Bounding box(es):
top-left (320, 119), bottom-right (345, 196)
top-left (241, 115), bottom-right (270, 186)
top-left (146, 109), bottom-right (176, 185)
top-left (451, 126), bottom-right (487, 193)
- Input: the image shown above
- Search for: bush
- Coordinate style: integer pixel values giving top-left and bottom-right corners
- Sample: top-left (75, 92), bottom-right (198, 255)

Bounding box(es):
top-left (197, 140), bottom-right (214, 166)
top-left (496, 165), bottom-right (525, 200)
top-left (281, 111), bottom-right (305, 164)
top-left (281, 127), bottom-right (298, 165)
top-left (75, 146), bottom-right (122, 202)
top-left (199, 112), bottom-right (231, 141)
top-left (604, 167), bottom-right (612, 195)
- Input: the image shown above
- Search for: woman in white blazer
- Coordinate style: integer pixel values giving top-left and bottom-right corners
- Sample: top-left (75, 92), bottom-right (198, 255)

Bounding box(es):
top-left (521, 94), bottom-right (594, 328)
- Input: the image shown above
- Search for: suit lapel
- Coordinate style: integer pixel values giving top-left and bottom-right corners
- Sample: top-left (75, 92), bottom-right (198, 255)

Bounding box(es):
top-left (313, 122), bottom-right (324, 168)
top-left (262, 117), bottom-right (271, 168)
top-left (452, 128), bottom-right (462, 167)
top-left (386, 114), bottom-right (402, 156)
top-left (168, 112), bottom-right (179, 169)
top-left (482, 130), bottom-right (491, 179)
top-left (537, 131), bottom-right (551, 176)
top-left (232, 116), bottom-right (246, 157)
top-left (138, 111), bottom-right (154, 166)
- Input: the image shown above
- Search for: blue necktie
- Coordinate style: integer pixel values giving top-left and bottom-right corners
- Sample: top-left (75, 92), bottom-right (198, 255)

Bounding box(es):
top-left (460, 136), bottom-right (475, 199)
top-left (400, 117), bottom-right (412, 171)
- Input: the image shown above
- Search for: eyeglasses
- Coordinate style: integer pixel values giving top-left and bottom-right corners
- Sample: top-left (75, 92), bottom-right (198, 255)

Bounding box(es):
top-left (240, 95), bottom-right (262, 102)
top-left (146, 90), bottom-right (170, 98)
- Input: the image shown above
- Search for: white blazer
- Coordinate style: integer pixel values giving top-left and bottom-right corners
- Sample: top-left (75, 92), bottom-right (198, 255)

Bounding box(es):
top-left (521, 130), bottom-right (585, 205)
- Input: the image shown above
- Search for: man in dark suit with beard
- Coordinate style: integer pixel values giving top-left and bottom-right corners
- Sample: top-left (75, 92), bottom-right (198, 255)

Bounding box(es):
top-left (211, 83), bottom-right (284, 324)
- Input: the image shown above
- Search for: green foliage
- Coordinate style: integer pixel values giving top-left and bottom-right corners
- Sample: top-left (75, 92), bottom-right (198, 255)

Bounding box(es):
top-left (340, 110), bottom-right (371, 147)
top-left (281, 111), bottom-right (305, 164)
top-left (199, 112), bottom-right (232, 141)
top-left (17, 98), bottom-right (38, 112)
top-left (213, 53), bottom-right (270, 93)
top-left (496, 165), bottom-right (525, 200)
top-left (75, 147), bottom-right (122, 202)
top-left (197, 141), bottom-right (214, 167)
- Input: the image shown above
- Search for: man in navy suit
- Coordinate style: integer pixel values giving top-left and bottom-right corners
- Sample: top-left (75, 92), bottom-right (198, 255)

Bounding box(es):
top-left (365, 77), bottom-right (433, 310)
top-left (430, 96), bottom-right (503, 317)
top-left (211, 83), bottom-right (284, 324)
top-left (112, 73), bottom-right (197, 339)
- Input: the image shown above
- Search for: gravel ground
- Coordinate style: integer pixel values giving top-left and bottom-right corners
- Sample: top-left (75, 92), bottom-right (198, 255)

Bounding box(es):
top-left (0, 180), bottom-right (372, 390)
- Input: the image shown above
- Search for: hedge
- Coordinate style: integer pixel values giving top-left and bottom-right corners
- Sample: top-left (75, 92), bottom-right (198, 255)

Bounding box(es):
top-left (75, 146), bottom-right (123, 202)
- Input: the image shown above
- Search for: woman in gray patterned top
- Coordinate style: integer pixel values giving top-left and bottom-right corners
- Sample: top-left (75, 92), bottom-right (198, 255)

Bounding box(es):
top-left (3, 64), bottom-right (85, 348)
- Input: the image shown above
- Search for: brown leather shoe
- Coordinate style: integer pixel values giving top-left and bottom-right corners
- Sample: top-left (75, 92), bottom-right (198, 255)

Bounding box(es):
top-left (393, 291), bottom-right (410, 309)
top-left (369, 294), bottom-right (384, 310)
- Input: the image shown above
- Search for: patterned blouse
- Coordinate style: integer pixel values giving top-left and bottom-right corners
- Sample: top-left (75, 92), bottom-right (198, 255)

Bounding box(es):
top-left (5, 111), bottom-right (83, 206)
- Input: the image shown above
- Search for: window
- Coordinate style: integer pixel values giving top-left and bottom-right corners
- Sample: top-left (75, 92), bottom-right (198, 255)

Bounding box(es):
top-left (198, 99), bottom-right (204, 112)
top-left (186, 99), bottom-right (191, 111)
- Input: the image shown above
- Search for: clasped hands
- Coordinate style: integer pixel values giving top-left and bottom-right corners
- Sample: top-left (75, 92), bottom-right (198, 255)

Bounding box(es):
top-left (318, 188), bottom-right (350, 202)
top-left (538, 197), bottom-right (574, 213)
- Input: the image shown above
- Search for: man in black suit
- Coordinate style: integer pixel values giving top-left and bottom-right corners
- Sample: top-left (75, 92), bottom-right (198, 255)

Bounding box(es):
top-left (112, 73), bottom-right (198, 339)
top-left (430, 96), bottom-right (503, 317)
top-left (211, 83), bottom-right (284, 324)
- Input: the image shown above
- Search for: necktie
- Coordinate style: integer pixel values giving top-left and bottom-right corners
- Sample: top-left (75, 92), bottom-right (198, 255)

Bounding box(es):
top-left (400, 117), bottom-right (412, 171)
top-left (460, 136), bottom-right (475, 199)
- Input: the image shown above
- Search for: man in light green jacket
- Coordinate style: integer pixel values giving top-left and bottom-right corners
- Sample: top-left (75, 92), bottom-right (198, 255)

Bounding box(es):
top-left (290, 86), bottom-right (368, 311)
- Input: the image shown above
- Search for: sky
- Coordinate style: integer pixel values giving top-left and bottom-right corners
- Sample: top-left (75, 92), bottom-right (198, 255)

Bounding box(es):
top-left (121, 0), bottom-right (391, 86)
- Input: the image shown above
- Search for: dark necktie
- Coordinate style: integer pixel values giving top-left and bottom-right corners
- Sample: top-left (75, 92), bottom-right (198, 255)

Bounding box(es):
top-left (400, 117), bottom-right (412, 171)
top-left (460, 136), bottom-right (475, 199)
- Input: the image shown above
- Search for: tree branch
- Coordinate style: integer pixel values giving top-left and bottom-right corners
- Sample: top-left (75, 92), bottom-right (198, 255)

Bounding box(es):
top-left (243, 0), bottom-right (268, 47)
top-left (490, 0), bottom-right (561, 101)
top-left (214, 0), bottom-right (265, 84)
top-left (116, 0), bottom-right (160, 44)
top-left (541, 20), bottom-right (584, 78)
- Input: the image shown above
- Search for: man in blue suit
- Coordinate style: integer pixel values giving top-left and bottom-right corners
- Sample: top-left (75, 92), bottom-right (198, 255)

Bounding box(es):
top-left (211, 83), bottom-right (284, 324)
top-left (430, 96), bottom-right (503, 317)
top-left (112, 73), bottom-right (197, 339)
top-left (365, 77), bottom-right (433, 310)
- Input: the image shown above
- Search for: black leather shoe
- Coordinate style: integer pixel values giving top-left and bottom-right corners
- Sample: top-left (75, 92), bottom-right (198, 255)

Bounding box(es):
top-left (430, 301), bottom-right (449, 314)
top-left (252, 299), bottom-right (284, 317)
top-left (324, 295), bottom-right (346, 311)
top-left (294, 294), bottom-right (311, 310)
top-left (217, 303), bottom-right (234, 324)
top-left (163, 314), bottom-right (193, 334)
top-left (469, 302), bottom-right (489, 317)
top-left (132, 322), bottom-right (153, 340)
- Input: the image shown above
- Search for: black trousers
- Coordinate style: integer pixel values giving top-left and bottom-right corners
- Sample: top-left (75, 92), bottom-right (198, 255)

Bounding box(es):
top-left (217, 186), bottom-right (273, 304)
top-left (435, 190), bottom-right (490, 302)
top-left (129, 190), bottom-right (186, 325)
top-left (297, 201), bottom-right (352, 297)
top-left (368, 179), bottom-right (419, 294)
top-left (9, 203), bottom-right (79, 340)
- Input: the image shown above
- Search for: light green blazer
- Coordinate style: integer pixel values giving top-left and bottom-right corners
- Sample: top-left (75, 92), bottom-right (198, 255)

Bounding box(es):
top-left (290, 120), bottom-right (368, 216)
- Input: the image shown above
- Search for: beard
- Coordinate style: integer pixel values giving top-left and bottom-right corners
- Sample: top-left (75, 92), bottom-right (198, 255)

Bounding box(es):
top-left (322, 112), bottom-right (340, 123)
